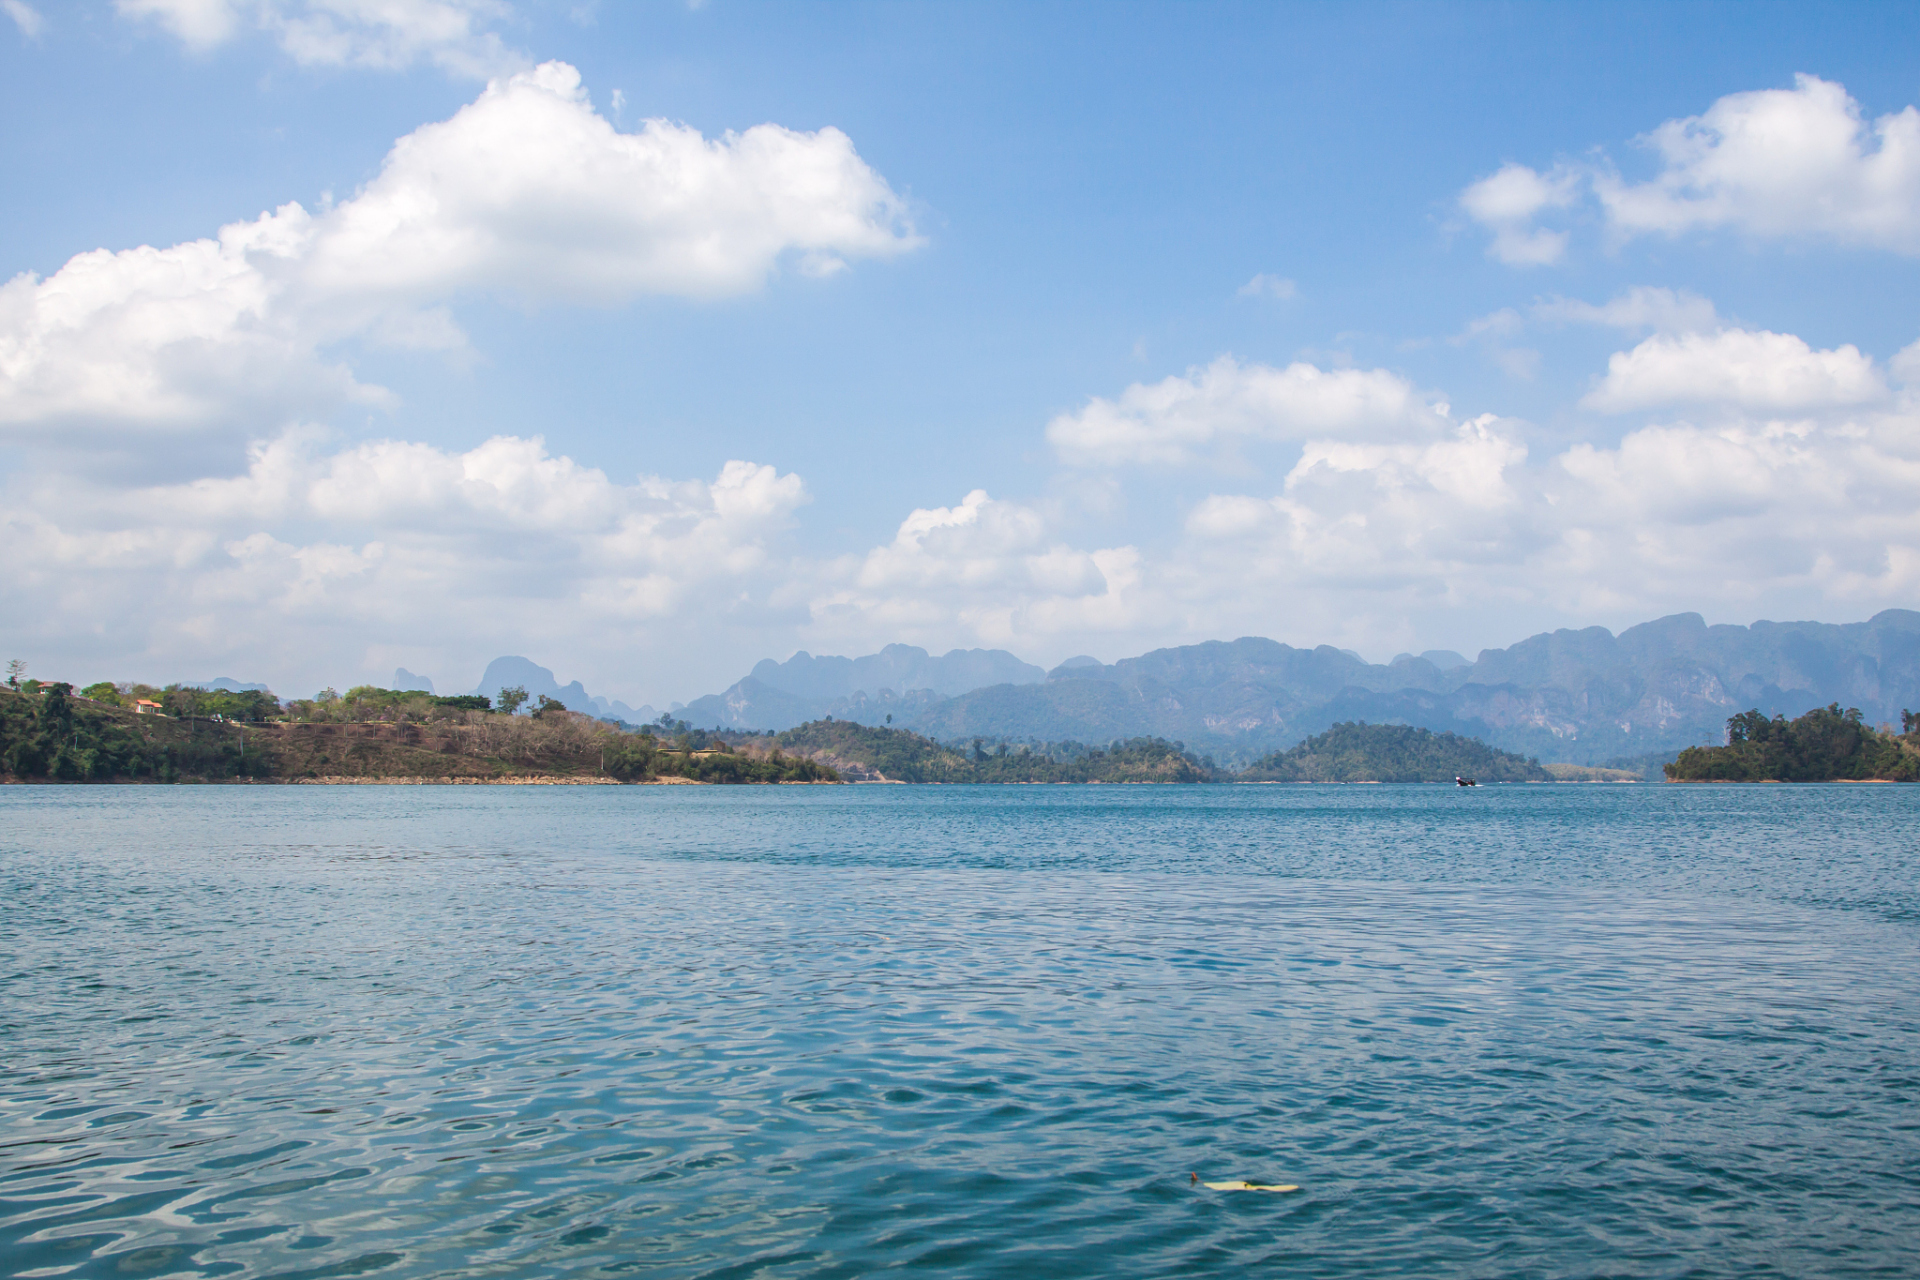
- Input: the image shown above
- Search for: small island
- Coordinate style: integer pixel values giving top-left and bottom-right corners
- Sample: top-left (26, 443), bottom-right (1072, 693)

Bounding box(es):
top-left (1665, 705), bottom-right (1920, 782)
top-left (1239, 722), bottom-right (1551, 783)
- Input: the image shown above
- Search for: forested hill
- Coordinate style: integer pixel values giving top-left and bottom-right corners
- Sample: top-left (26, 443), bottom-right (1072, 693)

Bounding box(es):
top-left (1666, 705), bottom-right (1920, 781)
top-left (1240, 722), bottom-right (1551, 783)
top-left (774, 720), bottom-right (1218, 782)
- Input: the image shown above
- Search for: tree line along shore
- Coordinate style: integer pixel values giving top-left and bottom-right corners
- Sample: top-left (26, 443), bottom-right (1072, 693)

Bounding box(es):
top-left (3, 675), bottom-right (1915, 785)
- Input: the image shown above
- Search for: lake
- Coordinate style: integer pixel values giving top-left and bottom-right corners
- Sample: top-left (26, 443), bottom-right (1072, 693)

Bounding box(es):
top-left (4, 784), bottom-right (1918, 1278)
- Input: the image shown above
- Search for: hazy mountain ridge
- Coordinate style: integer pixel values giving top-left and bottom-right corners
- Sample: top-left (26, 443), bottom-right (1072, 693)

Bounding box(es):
top-left (681, 645), bottom-right (1041, 729)
top-left (916, 610), bottom-right (1920, 765)
top-left (683, 610), bottom-right (1920, 766)
top-left (447, 609), bottom-right (1920, 764)
top-left (471, 656), bottom-right (657, 725)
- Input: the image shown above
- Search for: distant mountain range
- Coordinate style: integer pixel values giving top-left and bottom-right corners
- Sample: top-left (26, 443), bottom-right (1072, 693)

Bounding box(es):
top-left (464, 656), bottom-right (658, 725)
top-left (665, 610), bottom-right (1920, 766)
top-left (678, 644), bottom-right (1044, 731)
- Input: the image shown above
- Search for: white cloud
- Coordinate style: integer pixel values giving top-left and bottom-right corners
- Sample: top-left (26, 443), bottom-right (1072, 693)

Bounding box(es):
top-left (117, 0), bottom-right (520, 77)
top-left (1532, 286), bottom-right (1720, 335)
top-left (1458, 162), bottom-right (1578, 265)
top-left (1, 433), bottom-right (809, 696)
top-left (1893, 338), bottom-right (1920, 388)
top-left (804, 491), bottom-right (1143, 650)
top-left (884, 326), bottom-right (1920, 660)
top-left (308, 62), bottom-right (919, 306)
top-left (1544, 417), bottom-right (1920, 614)
top-left (1237, 273), bottom-right (1297, 300)
top-left (13, 320), bottom-right (1920, 695)
top-left (0, 204), bottom-right (381, 443)
top-left (1584, 328), bottom-right (1887, 414)
top-left (0, 62), bottom-right (919, 447)
top-left (1597, 75), bottom-right (1920, 252)
top-left (1046, 356), bottom-right (1449, 467)
top-left (3, 0), bottom-right (44, 38)
top-left (1165, 395), bottom-right (1920, 649)
top-left (1189, 415), bottom-right (1533, 574)
top-left (1461, 77), bottom-right (1920, 264)
top-left (117, 0), bottom-right (239, 46)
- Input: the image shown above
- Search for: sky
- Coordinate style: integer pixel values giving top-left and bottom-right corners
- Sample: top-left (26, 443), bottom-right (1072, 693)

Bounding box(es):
top-left (4, 0), bottom-right (1920, 705)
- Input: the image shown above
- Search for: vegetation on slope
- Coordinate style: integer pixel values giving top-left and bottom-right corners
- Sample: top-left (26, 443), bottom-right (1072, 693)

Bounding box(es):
top-left (1, 684), bottom-right (269, 781)
top-left (2, 680), bottom-right (837, 784)
top-left (1665, 705), bottom-right (1920, 782)
top-left (774, 719), bottom-right (1219, 782)
top-left (1240, 721), bottom-right (1551, 782)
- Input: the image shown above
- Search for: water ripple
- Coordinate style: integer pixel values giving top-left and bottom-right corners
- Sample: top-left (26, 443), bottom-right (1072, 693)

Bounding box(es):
top-left (3, 785), bottom-right (1918, 1277)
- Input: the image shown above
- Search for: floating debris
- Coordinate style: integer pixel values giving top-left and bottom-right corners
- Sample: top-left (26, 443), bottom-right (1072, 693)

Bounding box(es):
top-left (1192, 1173), bottom-right (1299, 1192)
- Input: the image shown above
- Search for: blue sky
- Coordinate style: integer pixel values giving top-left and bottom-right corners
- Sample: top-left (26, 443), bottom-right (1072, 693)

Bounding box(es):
top-left (4, 1), bottom-right (1920, 703)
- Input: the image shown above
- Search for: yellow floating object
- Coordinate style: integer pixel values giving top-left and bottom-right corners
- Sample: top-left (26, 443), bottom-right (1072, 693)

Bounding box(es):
top-left (1202, 1179), bottom-right (1299, 1192)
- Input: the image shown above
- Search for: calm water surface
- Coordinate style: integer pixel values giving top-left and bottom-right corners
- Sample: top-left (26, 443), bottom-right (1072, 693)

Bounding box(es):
top-left (3, 784), bottom-right (1918, 1278)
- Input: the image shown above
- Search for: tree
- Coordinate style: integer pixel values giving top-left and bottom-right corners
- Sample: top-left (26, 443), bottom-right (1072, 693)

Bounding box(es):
top-left (532, 694), bottom-right (568, 718)
top-left (433, 694), bottom-right (491, 712)
top-left (5, 659), bottom-right (22, 688)
top-left (497, 685), bottom-right (529, 715)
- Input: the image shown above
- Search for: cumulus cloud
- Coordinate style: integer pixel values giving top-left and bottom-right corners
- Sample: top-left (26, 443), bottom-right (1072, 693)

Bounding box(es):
top-left (309, 62), bottom-right (919, 305)
top-left (1461, 76), bottom-right (1920, 264)
top-left (1046, 356), bottom-right (1449, 467)
top-left (803, 490), bottom-right (1144, 650)
top-left (898, 323), bottom-right (1920, 659)
top-left (117, 0), bottom-right (520, 76)
top-left (1166, 396), bottom-right (1920, 648)
top-left (0, 205), bottom-right (381, 443)
top-left (1583, 328), bottom-right (1887, 414)
top-left (1187, 416), bottom-right (1534, 588)
top-left (1, 432), bottom-right (808, 693)
top-left (1458, 162), bottom-right (1579, 265)
top-left (1545, 417), bottom-right (1920, 614)
top-left (0, 62), bottom-right (919, 448)
top-left (1597, 75), bottom-right (1920, 252)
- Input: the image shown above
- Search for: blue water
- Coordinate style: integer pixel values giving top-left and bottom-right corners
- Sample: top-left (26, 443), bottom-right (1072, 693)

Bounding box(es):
top-left (4, 784), bottom-right (1919, 1278)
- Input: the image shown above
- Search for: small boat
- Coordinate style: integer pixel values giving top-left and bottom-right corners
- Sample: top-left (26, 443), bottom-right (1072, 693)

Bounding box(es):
top-left (1455, 775), bottom-right (1477, 787)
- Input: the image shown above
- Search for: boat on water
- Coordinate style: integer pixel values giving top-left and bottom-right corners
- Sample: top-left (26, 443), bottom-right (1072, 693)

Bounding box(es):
top-left (1455, 775), bottom-right (1477, 787)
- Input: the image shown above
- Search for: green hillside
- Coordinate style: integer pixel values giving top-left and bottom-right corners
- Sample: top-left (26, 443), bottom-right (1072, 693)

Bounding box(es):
top-left (1, 683), bottom-right (268, 781)
top-left (1665, 705), bottom-right (1920, 781)
top-left (1240, 721), bottom-right (1550, 782)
